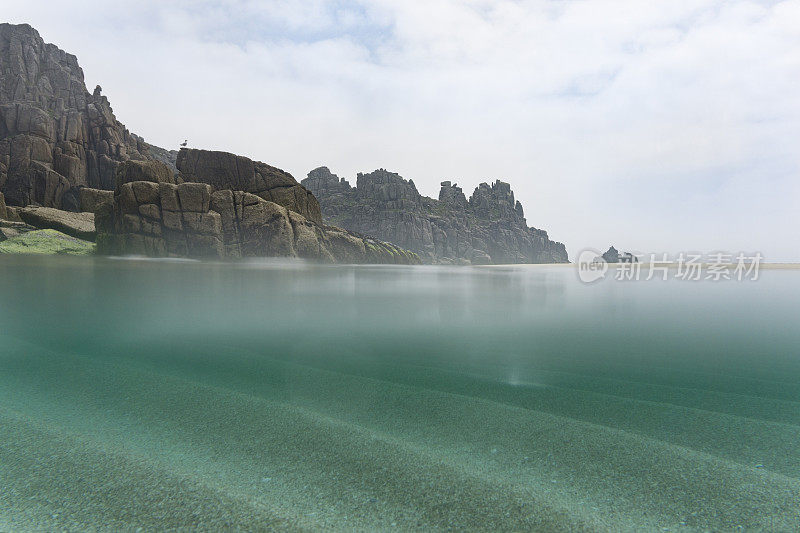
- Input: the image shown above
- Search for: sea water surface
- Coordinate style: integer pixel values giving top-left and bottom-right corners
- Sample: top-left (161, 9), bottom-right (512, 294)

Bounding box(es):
top-left (0, 255), bottom-right (799, 531)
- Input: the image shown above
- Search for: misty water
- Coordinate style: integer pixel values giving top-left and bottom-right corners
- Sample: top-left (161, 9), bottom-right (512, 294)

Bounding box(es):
top-left (1, 255), bottom-right (799, 531)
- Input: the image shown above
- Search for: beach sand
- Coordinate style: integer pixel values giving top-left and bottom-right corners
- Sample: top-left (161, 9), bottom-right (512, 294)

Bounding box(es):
top-left (1, 334), bottom-right (799, 531)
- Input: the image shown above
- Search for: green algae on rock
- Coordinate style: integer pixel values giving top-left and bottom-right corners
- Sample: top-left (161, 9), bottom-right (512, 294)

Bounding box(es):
top-left (0, 229), bottom-right (95, 255)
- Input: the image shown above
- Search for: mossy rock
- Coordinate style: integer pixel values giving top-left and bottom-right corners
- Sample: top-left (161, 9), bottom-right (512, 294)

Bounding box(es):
top-left (0, 229), bottom-right (96, 255)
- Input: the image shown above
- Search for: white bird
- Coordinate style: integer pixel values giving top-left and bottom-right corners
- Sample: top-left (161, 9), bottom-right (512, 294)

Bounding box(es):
top-left (180, 139), bottom-right (188, 148)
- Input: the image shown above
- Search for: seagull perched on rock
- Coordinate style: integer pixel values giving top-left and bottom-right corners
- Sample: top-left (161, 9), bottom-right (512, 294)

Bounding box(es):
top-left (180, 139), bottom-right (188, 148)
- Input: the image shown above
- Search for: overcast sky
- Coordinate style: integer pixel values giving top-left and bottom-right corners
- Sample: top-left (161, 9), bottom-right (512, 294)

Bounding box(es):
top-left (7, 1), bottom-right (800, 260)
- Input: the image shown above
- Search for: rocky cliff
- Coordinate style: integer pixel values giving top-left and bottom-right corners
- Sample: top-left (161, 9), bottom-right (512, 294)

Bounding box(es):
top-left (0, 24), bottom-right (417, 263)
top-left (96, 153), bottom-right (421, 264)
top-left (1, 22), bottom-right (552, 265)
top-left (302, 167), bottom-right (568, 264)
top-left (0, 23), bottom-right (173, 211)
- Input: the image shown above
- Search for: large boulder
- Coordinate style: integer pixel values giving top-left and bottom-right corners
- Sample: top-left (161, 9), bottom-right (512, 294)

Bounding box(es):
top-left (115, 159), bottom-right (175, 189)
top-left (17, 206), bottom-right (95, 241)
top-left (0, 219), bottom-right (36, 242)
top-left (176, 148), bottom-right (322, 225)
top-left (96, 178), bottom-right (420, 264)
top-left (79, 187), bottom-right (113, 214)
top-left (2, 205), bottom-right (22, 222)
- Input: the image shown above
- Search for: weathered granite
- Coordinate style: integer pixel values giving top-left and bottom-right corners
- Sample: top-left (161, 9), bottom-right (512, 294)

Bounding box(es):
top-left (115, 159), bottom-right (175, 189)
top-left (176, 148), bottom-right (322, 225)
top-left (17, 206), bottom-right (95, 240)
top-left (302, 167), bottom-right (568, 264)
top-left (141, 140), bottom-right (178, 172)
top-left (0, 219), bottom-right (36, 242)
top-left (79, 187), bottom-right (113, 214)
top-left (96, 159), bottom-right (420, 264)
top-left (0, 23), bottom-right (174, 211)
top-left (3, 205), bottom-right (23, 222)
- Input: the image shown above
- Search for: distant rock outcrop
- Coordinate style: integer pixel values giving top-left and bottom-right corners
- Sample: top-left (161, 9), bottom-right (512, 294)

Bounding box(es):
top-left (602, 246), bottom-right (638, 263)
top-left (0, 23), bottom-right (174, 211)
top-left (302, 167), bottom-right (568, 264)
top-left (96, 155), bottom-right (421, 264)
top-left (602, 246), bottom-right (620, 263)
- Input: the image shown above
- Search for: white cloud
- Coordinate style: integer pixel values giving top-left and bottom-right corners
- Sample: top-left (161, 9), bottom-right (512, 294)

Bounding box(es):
top-left (5, 0), bottom-right (799, 259)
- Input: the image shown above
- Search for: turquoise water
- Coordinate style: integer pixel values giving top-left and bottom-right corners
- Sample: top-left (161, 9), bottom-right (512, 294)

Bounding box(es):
top-left (1, 256), bottom-right (799, 531)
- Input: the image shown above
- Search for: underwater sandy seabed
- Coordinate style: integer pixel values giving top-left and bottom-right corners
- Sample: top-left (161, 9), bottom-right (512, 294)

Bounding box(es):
top-left (1, 256), bottom-right (799, 531)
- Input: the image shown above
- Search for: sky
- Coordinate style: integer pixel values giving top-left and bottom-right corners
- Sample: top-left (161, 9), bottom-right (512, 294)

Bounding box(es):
top-left (6, 0), bottom-right (800, 260)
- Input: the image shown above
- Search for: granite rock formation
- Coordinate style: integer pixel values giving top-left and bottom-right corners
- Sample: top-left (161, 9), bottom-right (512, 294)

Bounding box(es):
top-left (96, 157), bottom-right (420, 264)
top-left (1, 23), bottom-right (547, 265)
top-left (16, 206), bottom-right (95, 241)
top-left (602, 246), bottom-right (638, 263)
top-left (602, 246), bottom-right (620, 264)
top-left (0, 23), bottom-right (417, 263)
top-left (176, 148), bottom-right (321, 225)
top-left (302, 167), bottom-right (568, 264)
top-left (79, 187), bottom-right (113, 214)
top-left (0, 190), bottom-right (36, 241)
top-left (0, 219), bottom-right (34, 241)
top-left (0, 23), bottom-right (174, 211)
